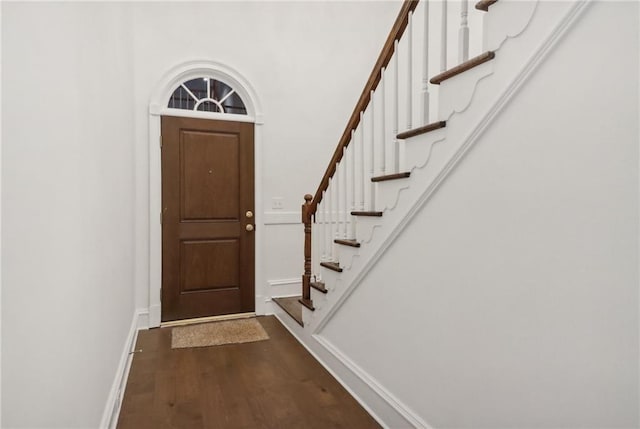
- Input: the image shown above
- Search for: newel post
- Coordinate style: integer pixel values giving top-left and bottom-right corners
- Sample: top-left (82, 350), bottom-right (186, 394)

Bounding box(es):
top-left (301, 194), bottom-right (313, 306)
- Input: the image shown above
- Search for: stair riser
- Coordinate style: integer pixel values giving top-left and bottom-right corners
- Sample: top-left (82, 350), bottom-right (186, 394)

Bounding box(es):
top-left (438, 60), bottom-right (495, 121)
top-left (316, 266), bottom-right (342, 281)
top-left (311, 288), bottom-right (329, 307)
top-left (352, 216), bottom-right (384, 245)
top-left (484, 0), bottom-right (539, 52)
top-left (402, 130), bottom-right (447, 177)
top-left (332, 243), bottom-right (360, 274)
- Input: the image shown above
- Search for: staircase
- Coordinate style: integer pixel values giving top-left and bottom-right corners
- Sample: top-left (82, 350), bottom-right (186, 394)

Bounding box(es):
top-left (273, 0), bottom-right (594, 425)
top-left (271, 0), bottom-right (490, 323)
top-left (300, 0), bottom-right (499, 322)
top-left (275, 0), bottom-right (509, 324)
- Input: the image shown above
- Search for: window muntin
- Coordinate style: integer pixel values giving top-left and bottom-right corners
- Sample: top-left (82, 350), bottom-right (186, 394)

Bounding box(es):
top-left (168, 78), bottom-right (247, 115)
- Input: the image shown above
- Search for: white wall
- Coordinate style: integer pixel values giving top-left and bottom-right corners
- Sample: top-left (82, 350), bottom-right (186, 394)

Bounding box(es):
top-left (129, 1), bottom-right (402, 312)
top-left (321, 1), bottom-right (639, 427)
top-left (1, 3), bottom-right (136, 427)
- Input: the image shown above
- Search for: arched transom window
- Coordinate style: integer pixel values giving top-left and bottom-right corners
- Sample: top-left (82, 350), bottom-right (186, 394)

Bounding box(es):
top-left (168, 77), bottom-right (247, 115)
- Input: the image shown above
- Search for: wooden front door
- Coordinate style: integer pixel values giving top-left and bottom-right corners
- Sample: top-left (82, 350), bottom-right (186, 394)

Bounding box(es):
top-left (161, 116), bottom-right (255, 322)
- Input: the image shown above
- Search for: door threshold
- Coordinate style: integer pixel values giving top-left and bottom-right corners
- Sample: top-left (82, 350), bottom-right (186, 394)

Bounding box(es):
top-left (160, 312), bottom-right (256, 328)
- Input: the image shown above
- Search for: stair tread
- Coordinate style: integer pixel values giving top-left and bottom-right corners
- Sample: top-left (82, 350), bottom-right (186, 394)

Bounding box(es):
top-left (430, 51), bottom-right (496, 85)
top-left (334, 239), bottom-right (361, 248)
top-left (320, 261), bottom-right (343, 272)
top-left (310, 281), bottom-right (328, 293)
top-left (371, 172), bottom-right (411, 182)
top-left (273, 296), bottom-right (304, 326)
top-left (475, 0), bottom-right (498, 11)
top-left (397, 121), bottom-right (446, 140)
top-left (351, 211), bottom-right (383, 217)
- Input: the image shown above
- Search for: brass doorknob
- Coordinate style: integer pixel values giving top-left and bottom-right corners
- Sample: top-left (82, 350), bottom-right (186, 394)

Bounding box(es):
top-left (246, 210), bottom-right (254, 218)
top-left (246, 224), bottom-right (254, 232)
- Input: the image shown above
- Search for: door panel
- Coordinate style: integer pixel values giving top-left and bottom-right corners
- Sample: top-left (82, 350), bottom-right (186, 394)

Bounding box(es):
top-left (162, 116), bottom-right (255, 322)
top-left (180, 239), bottom-right (240, 291)
top-left (181, 131), bottom-right (240, 220)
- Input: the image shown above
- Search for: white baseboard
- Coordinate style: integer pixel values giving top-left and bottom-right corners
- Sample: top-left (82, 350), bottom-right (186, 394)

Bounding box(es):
top-left (314, 335), bottom-right (432, 429)
top-left (148, 304), bottom-right (161, 328)
top-left (273, 313), bottom-right (427, 428)
top-left (136, 309), bottom-right (150, 330)
top-left (100, 308), bottom-right (148, 429)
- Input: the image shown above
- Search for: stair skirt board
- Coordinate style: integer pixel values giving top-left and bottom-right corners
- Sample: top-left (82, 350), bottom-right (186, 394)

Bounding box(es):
top-left (273, 313), bottom-right (432, 429)
top-left (309, 1), bottom-right (592, 338)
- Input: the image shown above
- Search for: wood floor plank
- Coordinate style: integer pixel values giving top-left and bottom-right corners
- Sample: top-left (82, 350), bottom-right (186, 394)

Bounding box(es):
top-left (117, 316), bottom-right (380, 429)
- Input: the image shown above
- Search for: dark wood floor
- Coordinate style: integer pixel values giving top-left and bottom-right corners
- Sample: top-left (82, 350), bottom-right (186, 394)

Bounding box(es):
top-left (117, 316), bottom-right (381, 429)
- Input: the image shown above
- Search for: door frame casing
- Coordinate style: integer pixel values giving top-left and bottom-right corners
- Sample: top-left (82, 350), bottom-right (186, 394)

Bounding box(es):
top-left (147, 60), bottom-right (264, 327)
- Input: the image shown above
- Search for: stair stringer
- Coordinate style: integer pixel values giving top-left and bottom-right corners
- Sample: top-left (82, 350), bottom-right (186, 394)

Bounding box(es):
top-left (305, 0), bottom-right (591, 335)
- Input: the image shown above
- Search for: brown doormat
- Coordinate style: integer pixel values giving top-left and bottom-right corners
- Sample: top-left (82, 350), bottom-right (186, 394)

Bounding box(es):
top-left (171, 318), bottom-right (269, 349)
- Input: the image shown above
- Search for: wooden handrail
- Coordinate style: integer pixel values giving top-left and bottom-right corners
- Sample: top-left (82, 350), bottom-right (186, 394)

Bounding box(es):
top-left (309, 0), bottom-right (420, 216)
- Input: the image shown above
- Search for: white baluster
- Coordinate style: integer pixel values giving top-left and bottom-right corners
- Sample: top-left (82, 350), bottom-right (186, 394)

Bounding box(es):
top-left (369, 90), bottom-right (376, 210)
top-left (359, 113), bottom-right (365, 211)
top-left (459, 0), bottom-right (469, 63)
top-left (324, 192), bottom-right (330, 261)
top-left (350, 131), bottom-right (356, 238)
top-left (380, 67), bottom-right (386, 176)
top-left (334, 162), bottom-right (341, 248)
top-left (393, 39), bottom-right (400, 174)
top-left (422, 1), bottom-right (430, 124)
top-left (342, 147), bottom-right (348, 238)
top-left (407, 11), bottom-right (413, 131)
top-left (422, 1), bottom-right (430, 125)
top-left (327, 181), bottom-right (333, 261)
top-left (319, 198), bottom-right (326, 262)
top-left (441, 0), bottom-right (448, 72)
